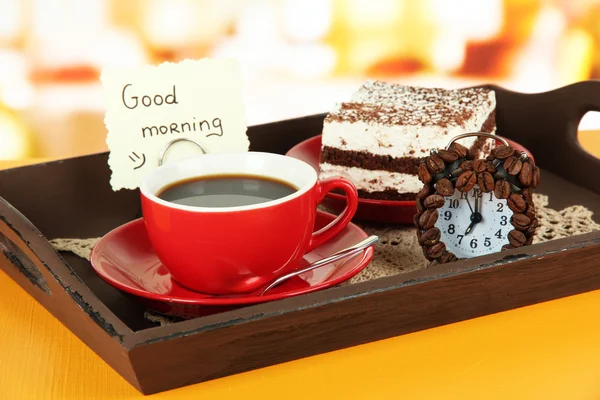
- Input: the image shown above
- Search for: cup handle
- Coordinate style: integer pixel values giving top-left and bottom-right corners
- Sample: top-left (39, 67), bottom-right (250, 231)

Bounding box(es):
top-left (307, 177), bottom-right (359, 252)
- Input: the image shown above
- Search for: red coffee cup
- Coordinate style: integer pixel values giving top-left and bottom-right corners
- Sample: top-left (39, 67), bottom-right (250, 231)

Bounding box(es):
top-left (140, 152), bottom-right (358, 295)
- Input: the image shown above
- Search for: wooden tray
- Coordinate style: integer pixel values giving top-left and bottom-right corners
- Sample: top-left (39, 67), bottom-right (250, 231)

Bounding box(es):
top-left (1, 81), bottom-right (599, 395)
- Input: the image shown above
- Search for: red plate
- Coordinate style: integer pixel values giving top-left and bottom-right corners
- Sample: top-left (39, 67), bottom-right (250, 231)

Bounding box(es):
top-left (90, 211), bottom-right (374, 318)
top-left (286, 135), bottom-right (534, 224)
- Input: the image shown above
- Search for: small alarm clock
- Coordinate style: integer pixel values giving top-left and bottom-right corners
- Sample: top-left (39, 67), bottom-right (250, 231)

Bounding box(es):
top-left (414, 132), bottom-right (540, 265)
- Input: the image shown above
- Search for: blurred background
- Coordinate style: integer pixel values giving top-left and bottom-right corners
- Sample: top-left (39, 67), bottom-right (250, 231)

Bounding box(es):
top-left (0, 0), bottom-right (599, 163)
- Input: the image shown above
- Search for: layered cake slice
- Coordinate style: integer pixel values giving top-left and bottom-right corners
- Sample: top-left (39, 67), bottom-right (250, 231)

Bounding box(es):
top-left (319, 81), bottom-right (496, 200)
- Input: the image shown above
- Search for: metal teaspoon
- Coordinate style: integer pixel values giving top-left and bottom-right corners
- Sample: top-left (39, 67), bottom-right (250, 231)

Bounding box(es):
top-left (260, 235), bottom-right (379, 295)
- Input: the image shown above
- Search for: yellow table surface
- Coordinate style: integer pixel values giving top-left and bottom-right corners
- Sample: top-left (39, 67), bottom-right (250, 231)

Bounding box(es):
top-left (1, 131), bottom-right (599, 400)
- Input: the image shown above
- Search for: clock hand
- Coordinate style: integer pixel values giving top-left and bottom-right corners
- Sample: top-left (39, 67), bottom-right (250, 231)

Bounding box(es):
top-left (465, 191), bottom-right (483, 236)
top-left (465, 196), bottom-right (474, 214)
top-left (464, 212), bottom-right (483, 235)
top-left (465, 220), bottom-right (476, 235)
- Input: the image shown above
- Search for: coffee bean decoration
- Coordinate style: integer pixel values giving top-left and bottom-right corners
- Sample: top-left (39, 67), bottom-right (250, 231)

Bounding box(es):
top-left (426, 155), bottom-right (445, 174)
top-left (492, 145), bottom-right (514, 159)
top-left (456, 170), bottom-right (477, 192)
top-left (527, 218), bottom-right (538, 236)
top-left (415, 140), bottom-right (539, 266)
top-left (477, 172), bottom-right (495, 193)
top-left (521, 188), bottom-right (533, 205)
top-left (508, 230), bottom-right (527, 247)
top-left (419, 227), bottom-right (441, 246)
top-left (449, 142), bottom-right (469, 159)
top-left (418, 209), bottom-right (438, 229)
top-left (519, 161), bottom-right (533, 186)
top-left (416, 198), bottom-right (425, 213)
top-left (531, 166), bottom-right (540, 189)
top-left (424, 194), bottom-right (445, 209)
top-left (473, 159), bottom-right (487, 173)
top-left (437, 149), bottom-right (459, 163)
top-left (485, 161), bottom-right (496, 174)
top-left (459, 160), bottom-right (473, 171)
top-left (511, 213), bottom-right (531, 230)
top-left (525, 205), bottom-right (536, 220)
top-left (507, 193), bottom-right (526, 213)
top-left (418, 163), bottom-right (432, 184)
top-left (494, 179), bottom-right (511, 199)
top-left (426, 242), bottom-right (446, 259)
top-left (436, 178), bottom-right (454, 196)
top-left (417, 185), bottom-right (432, 200)
top-left (504, 156), bottom-right (523, 176)
top-left (413, 213), bottom-right (420, 228)
top-left (438, 251), bottom-right (457, 264)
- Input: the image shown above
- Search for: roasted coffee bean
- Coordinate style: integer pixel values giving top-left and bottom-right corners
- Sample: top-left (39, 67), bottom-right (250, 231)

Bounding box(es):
top-left (531, 166), bottom-right (540, 189)
top-left (436, 178), bottom-right (455, 196)
top-left (477, 172), bottom-right (495, 193)
top-left (426, 242), bottom-right (446, 259)
top-left (525, 205), bottom-right (536, 219)
top-left (485, 161), bottom-right (497, 173)
top-left (413, 213), bottom-right (421, 228)
top-left (504, 156), bottom-right (523, 176)
top-left (418, 163), bottom-right (432, 184)
top-left (424, 194), bottom-right (445, 209)
top-left (511, 213), bottom-right (531, 230)
top-left (459, 160), bottom-right (473, 171)
top-left (422, 247), bottom-right (435, 261)
top-left (426, 155), bottom-right (446, 174)
top-left (519, 161), bottom-right (533, 186)
top-left (508, 230), bottom-right (527, 247)
top-left (449, 142), bottom-right (469, 158)
top-left (437, 149), bottom-right (458, 163)
top-left (418, 209), bottom-right (439, 229)
top-left (507, 193), bottom-right (526, 212)
top-left (456, 170), bottom-right (477, 192)
top-left (473, 159), bottom-right (487, 173)
top-left (525, 235), bottom-right (534, 245)
top-left (416, 198), bottom-right (425, 213)
top-left (494, 179), bottom-right (511, 199)
top-left (486, 154), bottom-right (495, 161)
top-left (501, 244), bottom-right (514, 251)
top-left (439, 251), bottom-right (457, 264)
top-left (419, 227), bottom-right (441, 246)
top-left (521, 187), bottom-right (533, 205)
top-left (492, 145), bottom-right (514, 159)
top-left (417, 185), bottom-right (433, 200)
top-left (527, 218), bottom-right (538, 235)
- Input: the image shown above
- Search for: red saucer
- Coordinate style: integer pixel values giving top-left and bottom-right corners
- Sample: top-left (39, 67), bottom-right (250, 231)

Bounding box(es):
top-left (286, 135), bottom-right (534, 224)
top-left (90, 211), bottom-right (374, 318)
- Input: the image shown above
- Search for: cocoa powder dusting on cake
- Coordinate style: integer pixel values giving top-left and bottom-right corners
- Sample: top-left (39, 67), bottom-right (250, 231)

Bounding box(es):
top-left (326, 80), bottom-right (495, 129)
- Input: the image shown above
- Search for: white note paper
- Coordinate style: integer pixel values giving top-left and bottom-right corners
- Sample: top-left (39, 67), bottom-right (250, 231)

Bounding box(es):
top-left (101, 59), bottom-right (249, 191)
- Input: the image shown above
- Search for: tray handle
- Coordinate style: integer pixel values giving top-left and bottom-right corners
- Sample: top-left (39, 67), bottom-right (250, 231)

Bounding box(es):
top-left (490, 80), bottom-right (600, 194)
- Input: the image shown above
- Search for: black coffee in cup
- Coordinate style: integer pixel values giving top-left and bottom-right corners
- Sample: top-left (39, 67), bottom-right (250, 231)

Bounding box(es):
top-left (157, 174), bottom-right (297, 208)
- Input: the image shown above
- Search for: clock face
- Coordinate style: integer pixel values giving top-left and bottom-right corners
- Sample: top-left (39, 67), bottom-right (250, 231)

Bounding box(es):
top-left (435, 185), bottom-right (514, 258)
